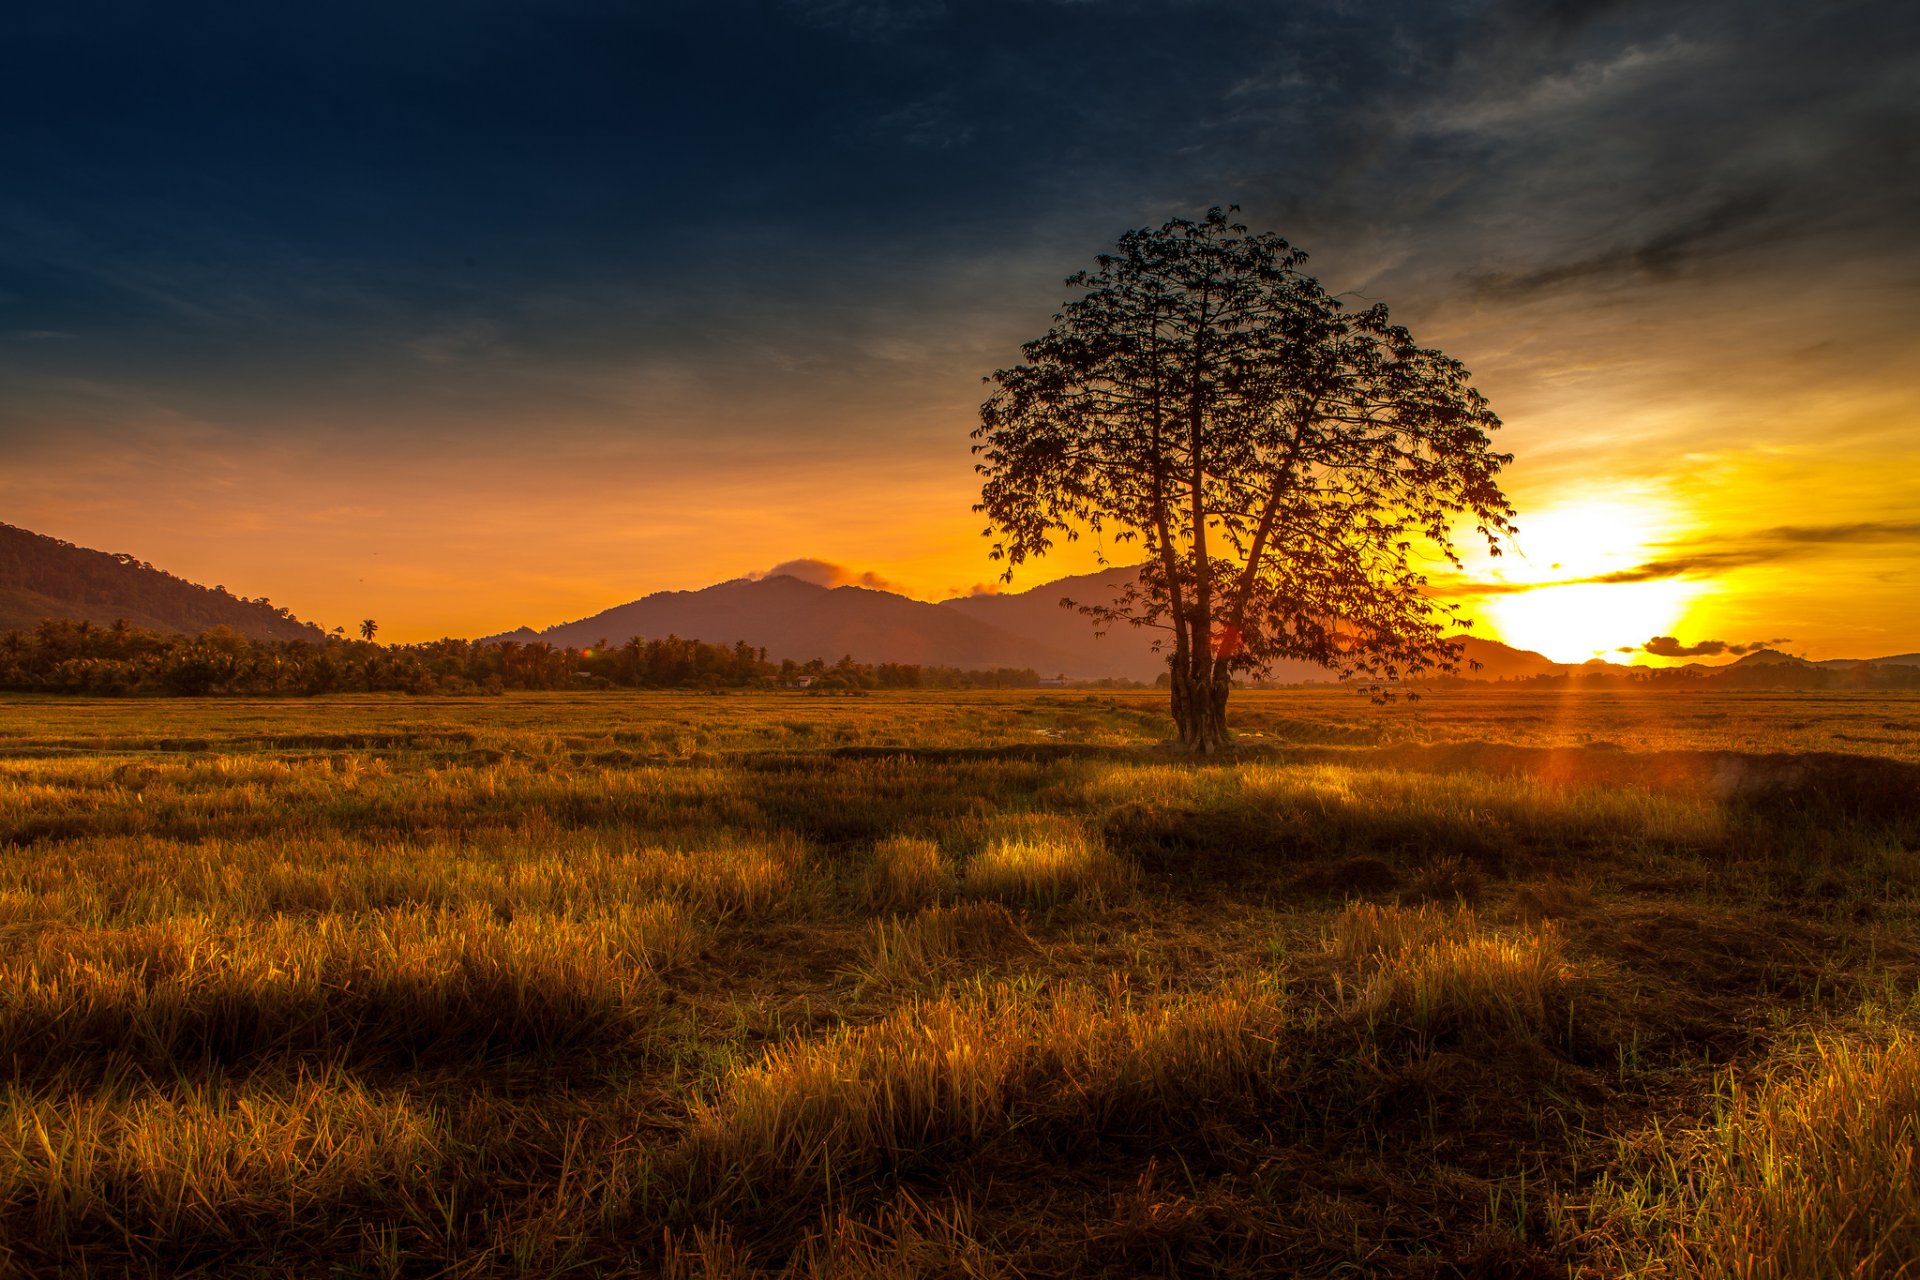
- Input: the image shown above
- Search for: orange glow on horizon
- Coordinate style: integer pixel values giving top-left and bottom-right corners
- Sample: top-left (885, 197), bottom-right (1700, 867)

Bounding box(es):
top-left (1457, 497), bottom-right (1709, 663)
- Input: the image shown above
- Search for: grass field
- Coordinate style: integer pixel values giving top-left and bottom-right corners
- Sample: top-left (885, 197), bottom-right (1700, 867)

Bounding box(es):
top-left (1, 688), bottom-right (1917, 1277)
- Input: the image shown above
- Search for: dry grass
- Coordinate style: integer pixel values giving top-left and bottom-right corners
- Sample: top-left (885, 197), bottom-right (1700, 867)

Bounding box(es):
top-left (0, 689), bottom-right (1915, 1276)
top-left (1331, 902), bottom-right (1576, 1042)
top-left (662, 1197), bottom-right (1004, 1279)
top-left (962, 830), bottom-right (1137, 908)
top-left (682, 976), bottom-right (1289, 1203)
top-left (1637, 1032), bottom-right (1920, 1280)
top-left (0, 902), bottom-right (694, 1076)
top-left (624, 835), bottom-right (807, 916)
top-left (860, 837), bottom-right (955, 912)
top-left (0, 1071), bottom-right (445, 1246)
top-left (852, 902), bottom-right (1030, 993)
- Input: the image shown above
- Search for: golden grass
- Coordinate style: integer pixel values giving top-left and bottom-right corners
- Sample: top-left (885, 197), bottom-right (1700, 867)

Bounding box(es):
top-left (7, 686), bottom-right (1913, 760)
top-left (852, 902), bottom-right (1030, 993)
top-left (860, 837), bottom-right (954, 911)
top-left (0, 690), bottom-right (1914, 1275)
top-left (1331, 902), bottom-right (1575, 1041)
top-left (0, 1072), bottom-right (445, 1244)
top-left (1, 902), bottom-right (693, 1074)
top-left (962, 830), bottom-right (1136, 908)
top-left (683, 977), bottom-right (1288, 1199)
top-left (663, 1197), bottom-right (1003, 1279)
top-left (1658, 1032), bottom-right (1920, 1280)
top-left (1329, 900), bottom-right (1475, 965)
top-left (624, 835), bottom-right (808, 916)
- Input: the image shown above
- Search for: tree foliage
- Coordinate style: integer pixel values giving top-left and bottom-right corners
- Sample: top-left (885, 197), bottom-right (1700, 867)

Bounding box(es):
top-left (974, 208), bottom-right (1517, 748)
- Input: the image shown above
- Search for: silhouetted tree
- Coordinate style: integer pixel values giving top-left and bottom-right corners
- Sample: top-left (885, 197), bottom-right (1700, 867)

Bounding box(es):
top-left (975, 208), bottom-right (1516, 750)
top-left (359, 619), bottom-right (378, 642)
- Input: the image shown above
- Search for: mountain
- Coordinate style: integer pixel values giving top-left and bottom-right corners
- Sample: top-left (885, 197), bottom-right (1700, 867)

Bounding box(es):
top-left (0, 522), bottom-right (326, 641)
top-left (501, 565), bottom-right (1575, 684)
top-left (507, 575), bottom-right (1094, 674)
top-left (1816, 652), bottom-right (1920, 669)
top-left (1452, 636), bottom-right (1568, 680)
top-left (941, 566), bottom-right (1571, 682)
top-left (1729, 648), bottom-right (1810, 667)
top-left (937, 566), bottom-right (1330, 683)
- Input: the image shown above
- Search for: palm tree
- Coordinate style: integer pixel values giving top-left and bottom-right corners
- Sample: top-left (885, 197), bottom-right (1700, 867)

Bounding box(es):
top-left (359, 619), bottom-right (379, 642)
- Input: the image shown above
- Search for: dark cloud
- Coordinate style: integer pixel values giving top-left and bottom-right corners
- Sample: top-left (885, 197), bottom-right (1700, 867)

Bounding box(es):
top-left (2, 0), bottom-right (1916, 485)
top-left (1435, 557), bottom-right (1738, 595)
top-left (1467, 191), bottom-right (1781, 299)
top-left (1751, 521), bottom-right (1920, 545)
top-left (1638, 636), bottom-right (1789, 658)
top-left (1447, 521), bottom-right (1920, 597)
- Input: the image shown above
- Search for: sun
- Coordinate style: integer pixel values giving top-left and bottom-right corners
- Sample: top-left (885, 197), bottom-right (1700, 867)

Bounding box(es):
top-left (1464, 497), bottom-right (1706, 664)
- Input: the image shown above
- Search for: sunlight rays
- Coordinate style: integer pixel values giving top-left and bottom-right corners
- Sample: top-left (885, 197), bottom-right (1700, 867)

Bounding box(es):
top-left (1462, 496), bottom-right (1708, 662)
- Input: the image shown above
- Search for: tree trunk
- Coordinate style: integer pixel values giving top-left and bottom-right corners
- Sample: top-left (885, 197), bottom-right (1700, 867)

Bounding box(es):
top-left (1170, 667), bottom-right (1231, 752)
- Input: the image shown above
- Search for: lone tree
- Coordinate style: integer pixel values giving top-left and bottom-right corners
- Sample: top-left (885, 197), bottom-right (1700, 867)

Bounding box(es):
top-left (974, 208), bottom-right (1516, 751)
top-left (359, 618), bottom-right (379, 643)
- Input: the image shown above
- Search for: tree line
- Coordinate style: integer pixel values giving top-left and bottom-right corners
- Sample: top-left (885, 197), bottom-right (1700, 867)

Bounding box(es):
top-left (0, 620), bottom-right (1050, 696)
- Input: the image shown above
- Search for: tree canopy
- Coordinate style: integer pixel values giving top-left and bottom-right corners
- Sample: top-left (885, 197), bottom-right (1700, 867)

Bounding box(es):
top-left (973, 208), bottom-right (1517, 749)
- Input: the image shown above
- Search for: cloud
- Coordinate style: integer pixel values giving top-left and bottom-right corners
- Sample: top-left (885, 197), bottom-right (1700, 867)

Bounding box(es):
top-left (752, 558), bottom-right (909, 594)
top-left (1445, 521), bottom-right (1920, 597)
top-left (1466, 191), bottom-right (1780, 298)
top-left (1637, 635), bottom-right (1789, 658)
top-left (406, 319), bottom-right (509, 365)
top-left (1434, 560), bottom-right (1721, 596)
top-left (1750, 521), bottom-right (1920, 545)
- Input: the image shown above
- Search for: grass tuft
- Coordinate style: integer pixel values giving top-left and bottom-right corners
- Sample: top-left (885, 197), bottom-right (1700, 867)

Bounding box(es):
top-left (860, 837), bottom-right (955, 912)
top-left (0, 1071), bottom-right (446, 1249)
top-left (1331, 902), bottom-right (1575, 1042)
top-left (627, 835), bottom-right (808, 916)
top-left (852, 902), bottom-right (1031, 993)
top-left (962, 831), bottom-right (1136, 907)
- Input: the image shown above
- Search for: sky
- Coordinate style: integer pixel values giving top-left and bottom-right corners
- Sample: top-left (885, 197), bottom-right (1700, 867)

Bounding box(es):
top-left (3, 0), bottom-right (1916, 660)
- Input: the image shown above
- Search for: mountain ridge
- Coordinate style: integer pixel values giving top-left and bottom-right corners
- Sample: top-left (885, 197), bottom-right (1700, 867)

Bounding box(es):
top-left (498, 574), bottom-right (1097, 675)
top-left (0, 523), bottom-right (326, 642)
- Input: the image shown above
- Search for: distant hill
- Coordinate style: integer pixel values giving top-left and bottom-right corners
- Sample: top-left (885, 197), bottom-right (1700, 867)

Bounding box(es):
top-left (499, 565), bottom-right (1575, 683)
top-left (0, 523), bottom-right (325, 641)
top-left (1816, 652), bottom-right (1920, 669)
top-left (1451, 636), bottom-right (1568, 680)
top-left (1729, 648), bottom-right (1807, 667)
top-left (502, 575), bottom-right (1095, 674)
top-left (939, 566), bottom-right (1335, 683)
